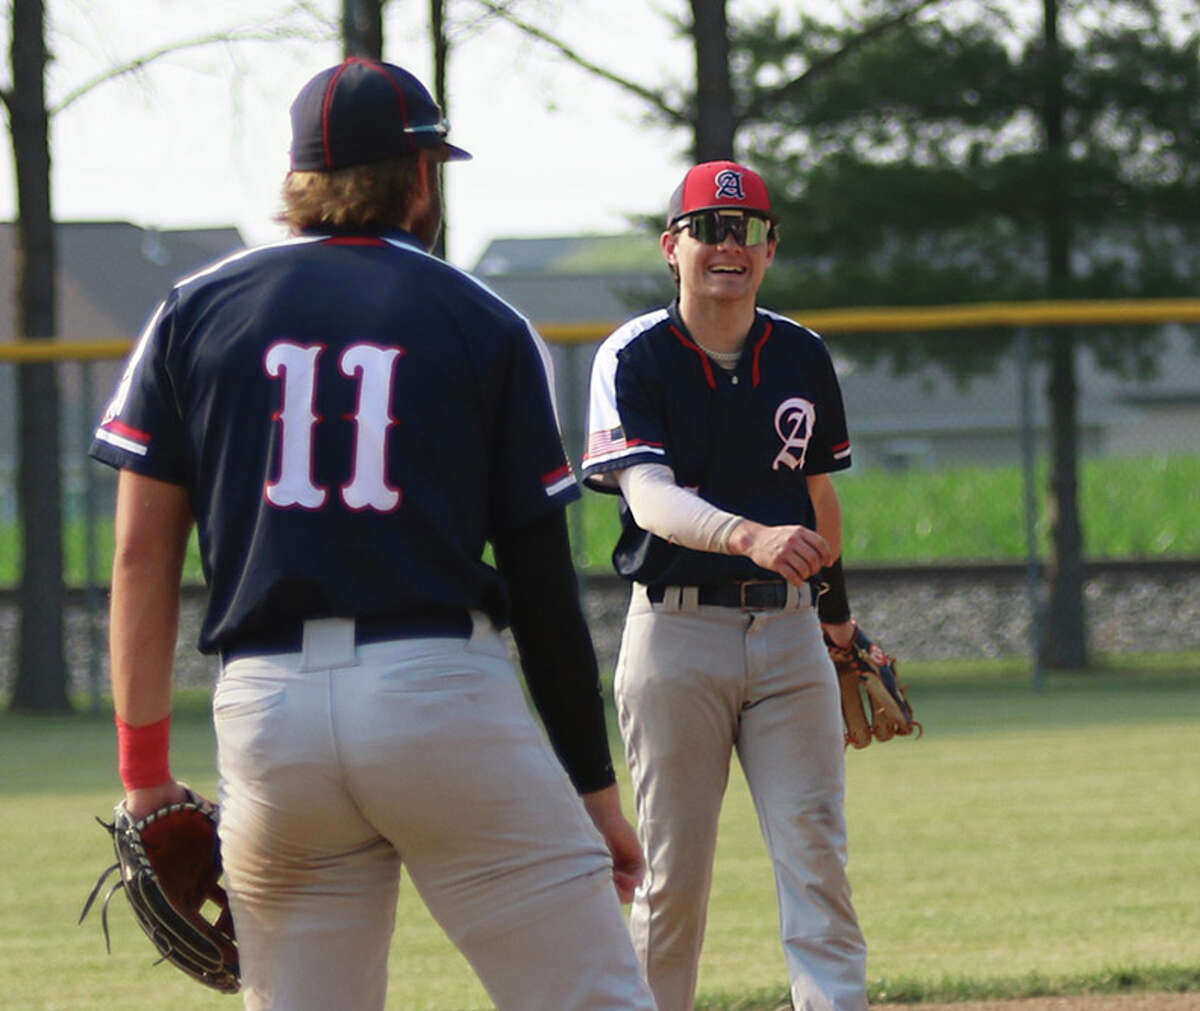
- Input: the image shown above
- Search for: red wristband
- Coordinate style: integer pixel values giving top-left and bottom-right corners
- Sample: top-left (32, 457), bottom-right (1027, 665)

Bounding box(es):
top-left (115, 713), bottom-right (172, 791)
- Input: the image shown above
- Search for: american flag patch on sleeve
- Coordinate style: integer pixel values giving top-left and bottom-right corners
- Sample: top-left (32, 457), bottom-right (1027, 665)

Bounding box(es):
top-left (586, 426), bottom-right (627, 460)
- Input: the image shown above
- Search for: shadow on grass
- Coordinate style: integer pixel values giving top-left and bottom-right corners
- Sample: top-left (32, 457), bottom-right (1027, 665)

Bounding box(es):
top-left (693, 965), bottom-right (1200, 1009)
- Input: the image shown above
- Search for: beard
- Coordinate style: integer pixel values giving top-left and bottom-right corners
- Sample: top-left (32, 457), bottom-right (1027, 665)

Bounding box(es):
top-left (409, 173), bottom-right (444, 251)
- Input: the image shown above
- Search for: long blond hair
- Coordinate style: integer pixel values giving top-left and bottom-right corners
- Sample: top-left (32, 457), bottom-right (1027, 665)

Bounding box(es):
top-left (277, 156), bottom-right (423, 232)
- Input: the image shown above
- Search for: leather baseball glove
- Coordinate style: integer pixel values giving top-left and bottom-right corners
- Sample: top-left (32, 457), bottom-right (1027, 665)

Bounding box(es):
top-left (79, 790), bottom-right (239, 993)
top-left (825, 622), bottom-right (920, 749)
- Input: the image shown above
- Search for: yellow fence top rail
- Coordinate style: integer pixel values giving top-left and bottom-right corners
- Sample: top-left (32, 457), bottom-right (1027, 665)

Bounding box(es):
top-left (538, 298), bottom-right (1200, 342)
top-left (3, 298), bottom-right (1200, 359)
top-left (0, 338), bottom-right (135, 361)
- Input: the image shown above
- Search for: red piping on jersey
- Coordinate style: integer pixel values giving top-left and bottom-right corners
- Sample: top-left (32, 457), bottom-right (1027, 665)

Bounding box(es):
top-left (670, 325), bottom-right (717, 389)
top-left (751, 320), bottom-right (773, 387)
top-left (322, 236), bottom-right (387, 246)
top-left (542, 463), bottom-right (572, 485)
top-left (103, 418), bottom-right (151, 444)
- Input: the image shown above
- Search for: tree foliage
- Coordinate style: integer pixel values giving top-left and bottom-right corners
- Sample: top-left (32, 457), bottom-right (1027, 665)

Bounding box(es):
top-left (715, 0), bottom-right (1200, 668)
top-left (731, 1), bottom-right (1200, 378)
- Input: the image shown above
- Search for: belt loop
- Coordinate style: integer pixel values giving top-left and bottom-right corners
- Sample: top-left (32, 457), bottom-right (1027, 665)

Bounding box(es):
top-left (300, 617), bottom-right (356, 670)
top-left (680, 586), bottom-right (700, 612)
top-left (786, 582), bottom-right (803, 610)
top-left (662, 586), bottom-right (683, 612)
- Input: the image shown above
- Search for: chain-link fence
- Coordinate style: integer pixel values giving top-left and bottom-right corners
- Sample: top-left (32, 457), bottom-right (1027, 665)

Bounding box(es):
top-left (3, 300), bottom-right (1200, 702)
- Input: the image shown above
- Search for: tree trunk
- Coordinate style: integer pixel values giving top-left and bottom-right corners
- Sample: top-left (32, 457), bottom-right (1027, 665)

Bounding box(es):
top-left (8, 0), bottom-right (69, 712)
top-left (690, 0), bottom-right (735, 160)
top-left (429, 0), bottom-right (449, 261)
top-left (1037, 0), bottom-right (1088, 669)
top-left (343, 0), bottom-right (385, 59)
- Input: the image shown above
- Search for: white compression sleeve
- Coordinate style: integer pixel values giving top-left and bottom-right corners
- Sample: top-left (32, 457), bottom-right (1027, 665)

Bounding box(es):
top-left (616, 463), bottom-right (743, 555)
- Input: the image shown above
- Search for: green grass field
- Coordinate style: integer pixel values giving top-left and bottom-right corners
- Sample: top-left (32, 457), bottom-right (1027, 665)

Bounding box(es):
top-left (2, 453), bottom-right (1198, 584)
top-left (2, 659), bottom-right (1198, 1010)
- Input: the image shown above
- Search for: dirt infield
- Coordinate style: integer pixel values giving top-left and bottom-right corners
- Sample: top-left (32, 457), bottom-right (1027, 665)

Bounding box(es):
top-left (874, 996), bottom-right (1197, 1011)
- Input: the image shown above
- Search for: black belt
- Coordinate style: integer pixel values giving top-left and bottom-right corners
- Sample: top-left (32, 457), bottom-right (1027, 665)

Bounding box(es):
top-left (220, 609), bottom-right (472, 663)
top-left (646, 579), bottom-right (810, 610)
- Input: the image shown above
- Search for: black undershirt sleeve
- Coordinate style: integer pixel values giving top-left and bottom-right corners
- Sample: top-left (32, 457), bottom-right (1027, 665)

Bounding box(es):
top-left (492, 509), bottom-right (616, 794)
top-left (817, 556), bottom-right (852, 623)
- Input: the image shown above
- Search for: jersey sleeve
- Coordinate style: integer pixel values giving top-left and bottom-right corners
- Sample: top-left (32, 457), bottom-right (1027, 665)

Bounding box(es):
top-left (488, 319), bottom-right (580, 533)
top-left (805, 334), bottom-right (853, 475)
top-left (89, 296), bottom-right (190, 486)
top-left (581, 326), bottom-right (671, 493)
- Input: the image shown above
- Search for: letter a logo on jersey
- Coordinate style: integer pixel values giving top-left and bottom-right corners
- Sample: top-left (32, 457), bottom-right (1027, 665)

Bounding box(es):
top-left (772, 397), bottom-right (816, 471)
top-left (714, 170), bottom-right (746, 201)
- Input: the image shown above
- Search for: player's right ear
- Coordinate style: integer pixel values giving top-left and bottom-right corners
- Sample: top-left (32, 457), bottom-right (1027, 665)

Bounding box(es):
top-left (660, 230), bottom-right (678, 267)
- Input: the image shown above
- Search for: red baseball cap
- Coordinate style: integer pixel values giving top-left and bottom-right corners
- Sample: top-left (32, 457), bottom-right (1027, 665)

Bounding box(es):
top-left (666, 161), bottom-right (778, 227)
top-left (290, 58), bottom-right (471, 171)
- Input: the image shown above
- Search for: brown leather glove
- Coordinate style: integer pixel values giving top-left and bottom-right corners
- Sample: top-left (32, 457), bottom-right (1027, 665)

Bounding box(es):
top-left (825, 622), bottom-right (920, 749)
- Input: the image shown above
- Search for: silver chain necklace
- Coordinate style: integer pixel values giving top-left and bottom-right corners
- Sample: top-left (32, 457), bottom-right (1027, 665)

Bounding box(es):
top-left (693, 339), bottom-right (742, 366)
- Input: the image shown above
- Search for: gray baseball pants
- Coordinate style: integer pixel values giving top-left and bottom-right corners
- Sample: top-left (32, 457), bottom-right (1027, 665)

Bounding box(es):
top-left (213, 613), bottom-right (655, 1011)
top-left (615, 584), bottom-right (868, 1011)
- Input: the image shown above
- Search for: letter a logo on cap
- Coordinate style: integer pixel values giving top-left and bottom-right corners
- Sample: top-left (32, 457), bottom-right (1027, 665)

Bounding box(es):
top-left (714, 169), bottom-right (746, 201)
top-left (667, 160), bottom-right (775, 226)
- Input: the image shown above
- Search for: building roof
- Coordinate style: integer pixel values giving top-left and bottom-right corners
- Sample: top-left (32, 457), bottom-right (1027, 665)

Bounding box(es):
top-left (473, 233), bottom-right (662, 276)
top-left (0, 220), bottom-right (244, 340)
top-left (473, 233), bottom-right (671, 325)
top-left (481, 272), bottom-right (669, 325)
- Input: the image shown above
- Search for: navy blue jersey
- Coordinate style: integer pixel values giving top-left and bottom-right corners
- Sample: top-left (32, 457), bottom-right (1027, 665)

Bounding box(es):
top-left (91, 230), bottom-right (579, 653)
top-left (581, 302), bottom-right (850, 586)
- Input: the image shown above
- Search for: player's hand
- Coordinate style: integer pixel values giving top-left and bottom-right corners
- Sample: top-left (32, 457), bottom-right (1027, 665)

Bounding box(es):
top-left (124, 778), bottom-right (191, 820)
top-left (728, 520), bottom-right (834, 585)
top-left (581, 784), bottom-right (646, 904)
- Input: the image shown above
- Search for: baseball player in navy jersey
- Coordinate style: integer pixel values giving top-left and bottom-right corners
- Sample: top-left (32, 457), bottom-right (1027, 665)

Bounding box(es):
top-left (582, 160), bottom-right (868, 1011)
top-left (89, 57), bottom-right (655, 1011)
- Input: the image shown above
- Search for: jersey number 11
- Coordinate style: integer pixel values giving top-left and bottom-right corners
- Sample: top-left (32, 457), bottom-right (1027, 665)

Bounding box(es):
top-left (264, 340), bottom-right (404, 513)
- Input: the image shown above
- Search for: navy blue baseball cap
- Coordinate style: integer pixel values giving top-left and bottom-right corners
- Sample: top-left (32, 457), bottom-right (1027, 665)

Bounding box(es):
top-left (290, 57), bottom-right (471, 171)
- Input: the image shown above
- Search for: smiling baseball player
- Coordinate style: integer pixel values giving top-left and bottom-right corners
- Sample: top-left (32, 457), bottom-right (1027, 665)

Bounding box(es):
top-left (582, 161), bottom-right (870, 1011)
